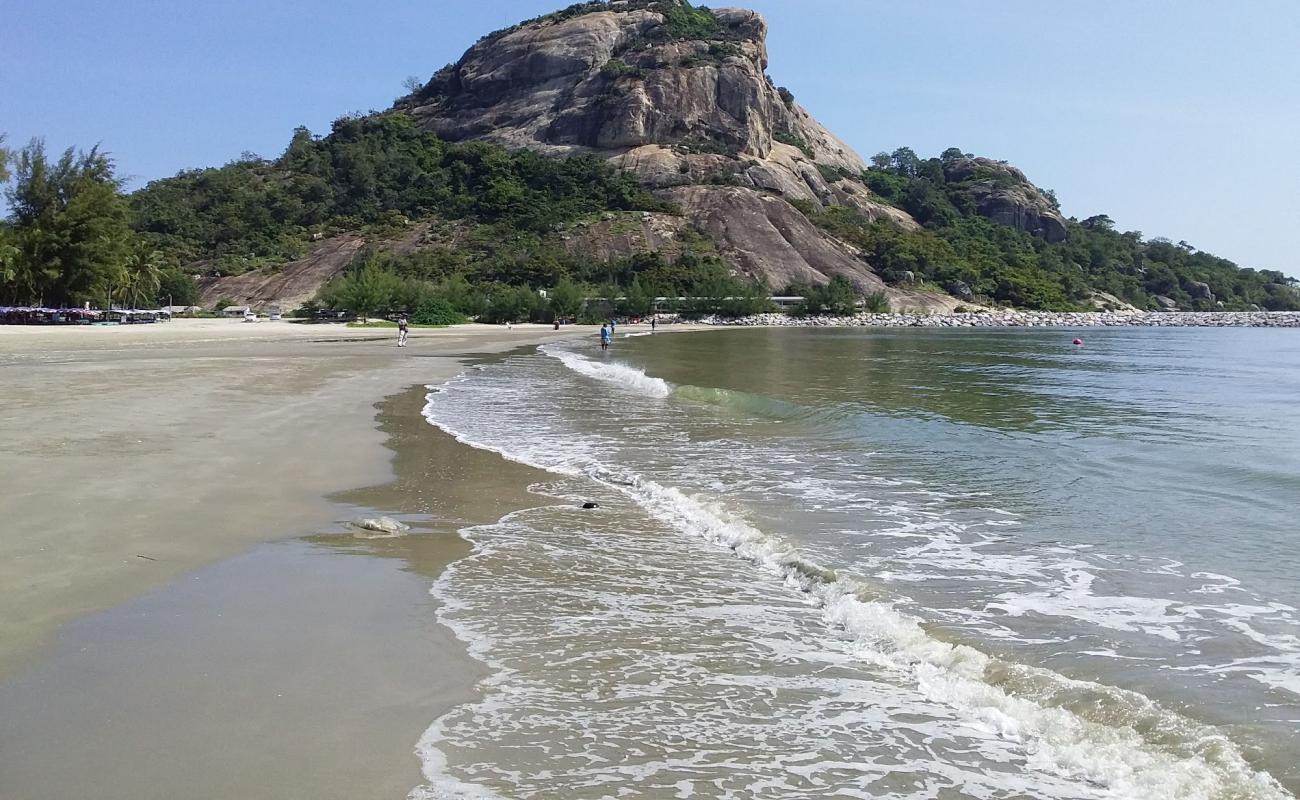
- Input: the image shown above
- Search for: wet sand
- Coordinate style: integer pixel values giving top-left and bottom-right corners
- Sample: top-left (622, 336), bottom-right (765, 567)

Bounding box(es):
top-left (0, 318), bottom-right (578, 680)
top-left (0, 386), bottom-right (552, 799)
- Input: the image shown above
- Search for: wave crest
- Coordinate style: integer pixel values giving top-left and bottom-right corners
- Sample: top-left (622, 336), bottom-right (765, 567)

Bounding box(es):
top-left (546, 348), bottom-right (671, 398)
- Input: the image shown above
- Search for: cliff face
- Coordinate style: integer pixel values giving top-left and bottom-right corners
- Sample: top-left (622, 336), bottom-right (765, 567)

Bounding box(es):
top-left (406, 7), bottom-right (878, 201)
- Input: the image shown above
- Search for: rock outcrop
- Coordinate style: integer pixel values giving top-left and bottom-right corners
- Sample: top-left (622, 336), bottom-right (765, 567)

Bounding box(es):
top-left (385, 1), bottom-right (1074, 308)
top-left (198, 235), bottom-right (367, 312)
top-left (1186, 280), bottom-right (1214, 301)
top-left (942, 157), bottom-right (1068, 243)
top-left (399, 1), bottom-right (950, 304)
top-left (198, 224), bottom-right (432, 312)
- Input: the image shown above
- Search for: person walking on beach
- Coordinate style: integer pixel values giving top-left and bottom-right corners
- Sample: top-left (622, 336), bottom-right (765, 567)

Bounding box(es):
top-left (609, 318), bottom-right (616, 335)
top-left (650, 316), bottom-right (657, 332)
top-left (600, 323), bottom-right (611, 351)
top-left (397, 314), bottom-right (409, 347)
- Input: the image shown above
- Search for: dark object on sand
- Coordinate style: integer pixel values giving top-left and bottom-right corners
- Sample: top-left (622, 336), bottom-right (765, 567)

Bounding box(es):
top-left (582, 502), bottom-right (600, 509)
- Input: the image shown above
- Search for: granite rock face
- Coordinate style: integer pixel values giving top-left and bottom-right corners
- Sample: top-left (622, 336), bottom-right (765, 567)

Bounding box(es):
top-left (942, 157), bottom-right (1068, 243)
top-left (399, 3), bottom-right (1069, 304)
top-left (400, 3), bottom-right (941, 299)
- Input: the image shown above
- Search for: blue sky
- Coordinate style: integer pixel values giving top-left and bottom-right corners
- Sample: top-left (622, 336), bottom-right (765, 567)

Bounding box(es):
top-left (3, 0), bottom-right (1297, 273)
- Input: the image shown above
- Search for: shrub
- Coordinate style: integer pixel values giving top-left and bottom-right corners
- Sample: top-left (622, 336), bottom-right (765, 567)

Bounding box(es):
top-left (791, 275), bottom-right (857, 315)
top-left (600, 59), bottom-right (643, 80)
top-left (774, 131), bottom-right (815, 159)
top-left (816, 163), bottom-right (844, 184)
top-left (862, 290), bottom-right (890, 313)
top-left (409, 295), bottom-right (467, 326)
top-left (658, 1), bottom-right (720, 40)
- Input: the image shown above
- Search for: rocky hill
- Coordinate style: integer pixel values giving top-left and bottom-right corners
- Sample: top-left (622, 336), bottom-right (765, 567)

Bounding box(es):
top-left (396, 2), bottom-right (995, 305)
top-left (131, 0), bottom-right (1296, 316)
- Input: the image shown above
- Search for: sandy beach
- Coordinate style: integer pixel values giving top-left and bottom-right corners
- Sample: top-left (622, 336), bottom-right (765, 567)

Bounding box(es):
top-left (0, 318), bottom-right (601, 799)
top-left (0, 318), bottom-right (581, 679)
top-left (0, 379), bottom-right (557, 799)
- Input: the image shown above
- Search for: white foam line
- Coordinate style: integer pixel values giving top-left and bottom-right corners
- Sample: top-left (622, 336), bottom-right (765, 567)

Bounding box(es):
top-left (417, 378), bottom-right (1292, 800)
top-left (544, 346), bottom-right (671, 398)
top-left (600, 476), bottom-right (1290, 800)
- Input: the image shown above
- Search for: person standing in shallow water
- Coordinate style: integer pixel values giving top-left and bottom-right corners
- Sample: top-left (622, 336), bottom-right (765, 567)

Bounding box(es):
top-left (397, 314), bottom-right (409, 347)
top-left (600, 324), bottom-right (610, 351)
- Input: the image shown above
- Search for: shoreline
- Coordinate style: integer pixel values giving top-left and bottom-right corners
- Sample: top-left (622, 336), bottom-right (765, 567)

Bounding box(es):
top-left (697, 310), bottom-right (1300, 328)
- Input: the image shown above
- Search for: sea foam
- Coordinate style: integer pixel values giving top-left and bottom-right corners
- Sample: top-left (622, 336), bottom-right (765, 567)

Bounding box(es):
top-left (415, 352), bottom-right (1294, 800)
top-left (547, 348), bottom-right (671, 398)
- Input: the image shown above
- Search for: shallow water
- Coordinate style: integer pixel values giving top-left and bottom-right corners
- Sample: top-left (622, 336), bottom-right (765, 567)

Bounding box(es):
top-left (417, 327), bottom-right (1300, 799)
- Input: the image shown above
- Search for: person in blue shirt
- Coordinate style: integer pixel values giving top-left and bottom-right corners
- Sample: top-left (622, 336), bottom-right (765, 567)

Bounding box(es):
top-left (600, 324), bottom-right (611, 351)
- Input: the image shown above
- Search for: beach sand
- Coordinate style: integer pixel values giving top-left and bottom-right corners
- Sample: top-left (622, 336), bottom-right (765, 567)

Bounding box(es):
top-left (0, 318), bottom-right (600, 800)
top-left (0, 318), bottom-right (575, 679)
top-left (0, 385), bottom-right (551, 800)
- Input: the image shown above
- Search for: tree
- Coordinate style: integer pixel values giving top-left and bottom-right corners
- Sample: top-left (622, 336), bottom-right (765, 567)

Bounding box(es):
top-left (409, 294), bottom-right (466, 325)
top-left (158, 268), bottom-right (200, 306)
top-left (484, 284), bottom-right (538, 323)
top-left (4, 139), bottom-right (132, 306)
top-left (823, 274), bottom-right (857, 314)
top-left (548, 276), bottom-right (585, 319)
top-left (620, 275), bottom-right (654, 316)
top-left (0, 231), bottom-right (19, 291)
top-left (889, 147), bottom-right (921, 177)
top-left (121, 247), bottom-right (164, 308)
top-left (0, 132), bottom-right (11, 183)
top-left (321, 261), bottom-right (403, 320)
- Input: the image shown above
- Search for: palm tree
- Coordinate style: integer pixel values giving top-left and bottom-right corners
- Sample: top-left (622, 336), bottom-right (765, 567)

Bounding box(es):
top-left (121, 248), bottom-right (164, 309)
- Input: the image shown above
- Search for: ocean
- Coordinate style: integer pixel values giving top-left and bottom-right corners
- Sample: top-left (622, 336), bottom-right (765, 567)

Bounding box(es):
top-left (416, 326), bottom-right (1300, 799)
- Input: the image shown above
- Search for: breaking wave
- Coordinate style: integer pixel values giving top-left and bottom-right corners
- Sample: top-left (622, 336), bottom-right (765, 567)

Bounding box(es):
top-left (546, 348), bottom-right (671, 398)
top-left (418, 379), bottom-right (1291, 800)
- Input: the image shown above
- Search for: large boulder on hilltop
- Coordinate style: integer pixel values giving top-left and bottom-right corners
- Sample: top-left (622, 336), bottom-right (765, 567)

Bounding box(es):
top-left (407, 6), bottom-right (854, 170)
top-left (942, 157), bottom-right (1067, 243)
top-left (400, 3), bottom-right (923, 290)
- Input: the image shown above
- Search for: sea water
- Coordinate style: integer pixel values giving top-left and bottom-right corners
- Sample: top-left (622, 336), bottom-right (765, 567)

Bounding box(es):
top-left (415, 327), bottom-right (1300, 799)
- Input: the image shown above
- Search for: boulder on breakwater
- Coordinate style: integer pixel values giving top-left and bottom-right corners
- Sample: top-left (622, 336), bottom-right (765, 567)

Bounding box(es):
top-left (696, 311), bottom-right (1300, 329)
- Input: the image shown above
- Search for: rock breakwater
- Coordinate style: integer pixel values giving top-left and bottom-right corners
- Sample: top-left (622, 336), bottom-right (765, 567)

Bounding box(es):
top-left (696, 311), bottom-right (1300, 328)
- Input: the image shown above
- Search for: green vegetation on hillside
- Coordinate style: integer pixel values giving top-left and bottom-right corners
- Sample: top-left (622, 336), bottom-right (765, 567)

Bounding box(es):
top-left (313, 246), bottom-right (772, 323)
top-left (479, 0), bottom-right (725, 46)
top-left (2, 112), bottom-right (1294, 316)
top-left (129, 112), bottom-right (771, 320)
top-left (132, 113), bottom-right (669, 275)
top-left (835, 147), bottom-right (1299, 311)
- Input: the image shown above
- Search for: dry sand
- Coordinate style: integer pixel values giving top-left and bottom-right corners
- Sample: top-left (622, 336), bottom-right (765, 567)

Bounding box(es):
top-left (0, 318), bottom-right (580, 679)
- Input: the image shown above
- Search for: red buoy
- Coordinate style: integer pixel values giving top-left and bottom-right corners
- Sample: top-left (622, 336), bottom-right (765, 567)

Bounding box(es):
top-left (1072, 338), bottom-right (1083, 346)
